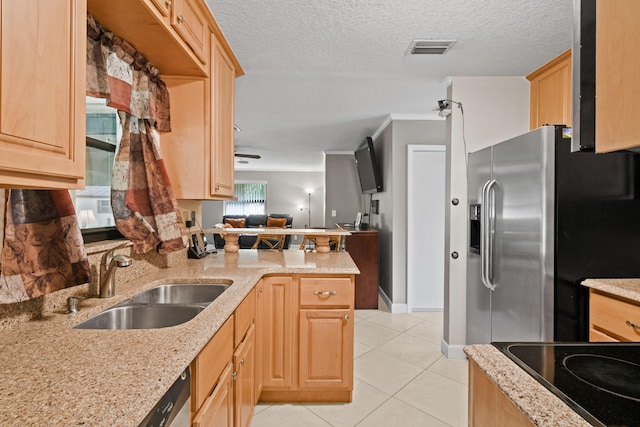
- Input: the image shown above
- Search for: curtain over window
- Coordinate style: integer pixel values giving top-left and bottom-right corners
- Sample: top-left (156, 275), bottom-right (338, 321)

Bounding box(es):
top-left (225, 183), bottom-right (267, 215)
top-left (0, 190), bottom-right (91, 304)
top-left (87, 13), bottom-right (187, 254)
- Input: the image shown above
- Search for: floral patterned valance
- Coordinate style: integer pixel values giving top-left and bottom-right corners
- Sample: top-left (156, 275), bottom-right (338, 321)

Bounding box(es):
top-left (86, 12), bottom-right (171, 131)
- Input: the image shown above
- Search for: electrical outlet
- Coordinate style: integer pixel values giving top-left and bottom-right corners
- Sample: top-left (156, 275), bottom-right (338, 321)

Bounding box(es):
top-left (190, 211), bottom-right (196, 224)
top-left (293, 235), bottom-right (298, 241)
top-left (331, 210), bottom-right (336, 217)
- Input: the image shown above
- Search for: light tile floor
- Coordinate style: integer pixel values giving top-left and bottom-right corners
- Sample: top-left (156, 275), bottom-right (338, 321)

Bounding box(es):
top-left (251, 306), bottom-right (468, 427)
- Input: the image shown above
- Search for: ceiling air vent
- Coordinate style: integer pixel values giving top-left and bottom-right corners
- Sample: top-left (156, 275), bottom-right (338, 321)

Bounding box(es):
top-left (407, 39), bottom-right (457, 55)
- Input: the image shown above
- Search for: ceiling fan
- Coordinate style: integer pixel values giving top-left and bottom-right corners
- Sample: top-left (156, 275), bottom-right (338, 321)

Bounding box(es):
top-left (234, 152), bottom-right (261, 160)
top-left (233, 125), bottom-right (261, 159)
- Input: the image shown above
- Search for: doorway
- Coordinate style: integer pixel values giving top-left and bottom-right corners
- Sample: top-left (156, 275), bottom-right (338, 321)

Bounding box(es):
top-left (407, 145), bottom-right (446, 311)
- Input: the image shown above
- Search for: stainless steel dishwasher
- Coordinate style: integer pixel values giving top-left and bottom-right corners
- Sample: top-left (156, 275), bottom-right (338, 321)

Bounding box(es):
top-left (139, 368), bottom-right (190, 427)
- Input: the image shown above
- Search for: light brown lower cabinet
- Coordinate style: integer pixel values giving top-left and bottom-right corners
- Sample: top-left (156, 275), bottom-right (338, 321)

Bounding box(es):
top-left (468, 360), bottom-right (533, 426)
top-left (589, 289), bottom-right (640, 342)
top-left (260, 275), bottom-right (355, 403)
top-left (299, 309), bottom-right (353, 389)
top-left (191, 274), bottom-right (355, 425)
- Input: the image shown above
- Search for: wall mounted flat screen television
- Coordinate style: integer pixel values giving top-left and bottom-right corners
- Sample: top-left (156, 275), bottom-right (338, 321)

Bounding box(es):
top-left (354, 137), bottom-right (382, 194)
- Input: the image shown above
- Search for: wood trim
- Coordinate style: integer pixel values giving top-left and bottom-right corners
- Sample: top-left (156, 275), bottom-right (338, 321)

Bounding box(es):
top-left (526, 49), bottom-right (572, 81)
top-left (259, 390), bottom-right (352, 403)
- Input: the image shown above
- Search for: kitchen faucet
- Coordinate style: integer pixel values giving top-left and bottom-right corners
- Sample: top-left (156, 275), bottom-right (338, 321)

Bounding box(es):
top-left (99, 242), bottom-right (133, 298)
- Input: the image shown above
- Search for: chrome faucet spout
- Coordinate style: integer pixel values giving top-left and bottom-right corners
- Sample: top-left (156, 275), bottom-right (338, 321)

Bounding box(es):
top-left (99, 242), bottom-right (133, 298)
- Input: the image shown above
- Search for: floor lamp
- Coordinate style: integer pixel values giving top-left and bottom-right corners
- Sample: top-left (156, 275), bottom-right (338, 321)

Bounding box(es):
top-left (305, 188), bottom-right (313, 228)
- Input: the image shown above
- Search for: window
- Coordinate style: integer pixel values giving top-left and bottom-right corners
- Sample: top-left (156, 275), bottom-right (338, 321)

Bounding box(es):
top-left (71, 97), bottom-right (123, 242)
top-left (224, 182), bottom-right (267, 215)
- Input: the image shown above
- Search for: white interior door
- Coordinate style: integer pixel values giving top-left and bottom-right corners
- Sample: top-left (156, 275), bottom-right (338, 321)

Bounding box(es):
top-left (407, 145), bottom-right (446, 311)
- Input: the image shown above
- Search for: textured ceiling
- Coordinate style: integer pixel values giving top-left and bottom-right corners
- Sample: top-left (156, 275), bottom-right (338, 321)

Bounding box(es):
top-left (205, 0), bottom-right (573, 171)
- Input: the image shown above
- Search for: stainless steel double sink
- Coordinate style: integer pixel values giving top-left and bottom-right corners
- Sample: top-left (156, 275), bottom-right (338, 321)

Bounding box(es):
top-left (74, 282), bottom-right (232, 330)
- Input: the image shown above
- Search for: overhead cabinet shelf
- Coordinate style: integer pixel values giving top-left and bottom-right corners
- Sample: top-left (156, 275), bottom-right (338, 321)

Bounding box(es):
top-left (87, 0), bottom-right (209, 77)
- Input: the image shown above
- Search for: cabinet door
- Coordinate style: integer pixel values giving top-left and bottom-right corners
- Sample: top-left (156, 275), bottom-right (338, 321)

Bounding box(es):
top-left (595, 1), bottom-right (640, 152)
top-left (261, 276), bottom-right (293, 389)
top-left (172, 0), bottom-right (209, 64)
top-left (255, 281), bottom-right (264, 403)
top-left (527, 50), bottom-right (572, 130)
top-left (0, 0), bottom-right (85, 189)
top-left (192, 315), bottom-right (234, 411)
top-left (234, 324), bottom-right (255, 427)
top-left (299, 309), bottom-right (353, 389)
top-left (210, 34), bottom-right (236, 198)
top-left (193, 362), bottom-right (233, 427)
top-left (148, 0), bottom-right (171, 18)
top-left (469, 360), bottom-right (533, 426)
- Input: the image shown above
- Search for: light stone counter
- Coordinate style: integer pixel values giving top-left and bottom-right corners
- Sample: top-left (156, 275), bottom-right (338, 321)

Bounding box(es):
top-left (581, 278), bottom-right (640, 303)
top-left (464, 345), bottom-right (590, 427)
top-left (0, 250), bottom-right (359, 427)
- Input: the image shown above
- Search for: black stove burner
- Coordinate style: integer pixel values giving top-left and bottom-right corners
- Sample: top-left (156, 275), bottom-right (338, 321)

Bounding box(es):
top-left (493, 342), bottom-right (640, 427)
top-left (563, 354), bottom-right (640, 402)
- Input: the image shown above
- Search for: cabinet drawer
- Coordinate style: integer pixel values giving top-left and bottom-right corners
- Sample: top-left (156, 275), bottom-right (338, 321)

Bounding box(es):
top-left (235, 288), bottom-right (256, 346)
top-left (192, 315), bottom-right (234, 410)
top-left (300, 277), bottom-right (353, 308)
top-left (590, 291), bottom-right (640, 342)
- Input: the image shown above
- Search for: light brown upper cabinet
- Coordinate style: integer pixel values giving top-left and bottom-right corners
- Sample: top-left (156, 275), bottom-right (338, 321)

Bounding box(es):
top-left (527, 49), bottom-right (572, 131)
top-left (210, 34), bottom-right (237, 199)
top-left (572, 0), bottom-right (640, 152)
top-left (593, 1), bottom-right (640, 152)
top-left (0, 0), bottom-right (86, 189)
top-left (88, 0), bottom-right (208, 76)
top-left (172, 0), bottom-right (210, 64)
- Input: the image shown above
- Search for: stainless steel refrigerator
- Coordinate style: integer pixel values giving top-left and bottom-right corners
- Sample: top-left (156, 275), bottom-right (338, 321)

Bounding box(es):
top-left (466, 125), bottom-right (640, 344)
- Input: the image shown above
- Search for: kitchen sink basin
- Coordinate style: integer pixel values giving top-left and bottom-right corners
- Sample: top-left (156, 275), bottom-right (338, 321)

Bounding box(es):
top-left (74, 304), bottom-right (206, 330)
top-left (73, 282), bottom-right (232, 330)
top-left (125, 283), bottom-right (231, 306)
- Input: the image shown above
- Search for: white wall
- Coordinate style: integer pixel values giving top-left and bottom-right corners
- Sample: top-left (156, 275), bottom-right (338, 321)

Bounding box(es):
top-left (442, 76), bottom-right (530, 359)
top-left (325, 153), bottom-right (361, 227)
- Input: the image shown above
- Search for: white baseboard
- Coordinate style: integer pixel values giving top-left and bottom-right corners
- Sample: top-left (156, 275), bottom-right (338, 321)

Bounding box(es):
top-left (378, 288), bottom-right (408, 313)
top-left (441, 339), bottom-right (467, 359)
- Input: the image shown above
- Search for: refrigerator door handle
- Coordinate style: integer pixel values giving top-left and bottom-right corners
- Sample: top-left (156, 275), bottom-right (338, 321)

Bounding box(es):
top-left (481, 179), bottom-right (497, 291)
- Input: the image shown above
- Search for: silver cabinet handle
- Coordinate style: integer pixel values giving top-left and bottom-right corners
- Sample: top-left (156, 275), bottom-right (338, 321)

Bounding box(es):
top-left (232, 372), bottom-right (237, 380)
top-left (344, 314), bottom-right (349, 322)
top-left (239, 358), bottom-right (245, 366)
top-left (626, 320), bottom-right (640, 331)
top-left (177, 15), bottom-right (184, 23)
top-left (313, 290), bottom-right (337, 296)
top-left (165, 0), bottom-right (172, 7)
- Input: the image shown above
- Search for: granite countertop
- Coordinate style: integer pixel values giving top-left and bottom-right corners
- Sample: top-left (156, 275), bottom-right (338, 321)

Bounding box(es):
top-left (464, 344), bottom-right (590, 427)
top-left (581, 278), bottom-right (640, 303)
top-left (0, 250), bottom-right (358, 427)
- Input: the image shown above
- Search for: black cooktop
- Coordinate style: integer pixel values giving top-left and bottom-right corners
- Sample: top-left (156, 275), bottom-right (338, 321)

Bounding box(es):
top-left (493, 342), bottom-right (640, 427)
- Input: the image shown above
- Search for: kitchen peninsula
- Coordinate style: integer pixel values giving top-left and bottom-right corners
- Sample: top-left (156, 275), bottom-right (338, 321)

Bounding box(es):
top-left (0, 249), bottom-right (359, 426)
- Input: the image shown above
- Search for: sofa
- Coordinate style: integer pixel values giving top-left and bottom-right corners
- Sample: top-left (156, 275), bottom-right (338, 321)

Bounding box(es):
top-left (213, 214), bottom-right (294, 249)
